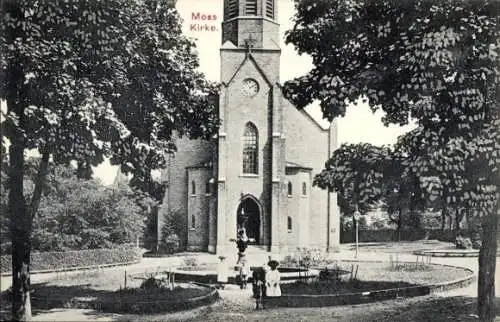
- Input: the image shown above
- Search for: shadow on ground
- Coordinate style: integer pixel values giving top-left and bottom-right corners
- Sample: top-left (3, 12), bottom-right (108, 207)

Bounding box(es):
top-left (0, 282), bottom-right (211, 321)
top-left (1, 286), bottom-right (499, 321)
top-left (175, 295), bottom-right (500, 322)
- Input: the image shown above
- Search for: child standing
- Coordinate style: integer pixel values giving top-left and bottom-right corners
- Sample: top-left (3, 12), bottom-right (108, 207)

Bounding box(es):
top-left (266, 260), bottom-right (281, 297)
top-left (239, 259), bottom-right (250, 289)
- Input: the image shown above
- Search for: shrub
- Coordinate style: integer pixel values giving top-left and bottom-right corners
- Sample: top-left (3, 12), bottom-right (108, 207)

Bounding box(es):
top-left (455, 236), bottom-right (472, 250)
top-left (0, 247), bottom-right (141, 273)
top-left (281, 248), bottom-right (326, 268)
top-left (159, 234), bottom-right (180, 254)
top-left (183, 256), bottom-right (198, 267)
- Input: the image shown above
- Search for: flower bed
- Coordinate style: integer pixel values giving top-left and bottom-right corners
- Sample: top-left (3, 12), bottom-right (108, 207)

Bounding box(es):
top-left (0, 247), bottom-right (142, 274)
top-left (91, 283), bottom-right (218, 314)
top-left (264, 260), bottom-right (474, 308)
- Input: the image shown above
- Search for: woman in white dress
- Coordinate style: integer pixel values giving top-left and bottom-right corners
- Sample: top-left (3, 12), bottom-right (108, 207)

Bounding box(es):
top-left (265, 260), bottom-right (281, 297)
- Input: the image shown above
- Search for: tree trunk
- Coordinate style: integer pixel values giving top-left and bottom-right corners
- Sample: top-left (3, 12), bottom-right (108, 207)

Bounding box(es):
top-left (9, 129), bottom-right (31, 321)
top-left (397, 208), bottom-right (402, 241)
top-left (477, 210), bottom-right (498, 321)
top-left (441, 208), bottom-right (446, 231)
top-left (455, 208), bottom-right (462, 238)
top-left (5, 1), bottom-right (31, 318)
top-left (29, 150), bottom-right (50, 217)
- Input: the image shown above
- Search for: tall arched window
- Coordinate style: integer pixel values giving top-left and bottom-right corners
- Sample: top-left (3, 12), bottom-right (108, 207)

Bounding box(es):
top-left (287, 181), bottom-right (293, 196)
top-left (191, 180), bottom-right (196, 195)
top-left (191, 214), bottom-right (196, 229)
top-left (302, 182), bottom-right (307, 196)
top-left (287, 216), bottom-right (292, 231)
top-left (242, 122), bottom-right (258, 174)
top-left (205, 180), bottom-right (211, 195)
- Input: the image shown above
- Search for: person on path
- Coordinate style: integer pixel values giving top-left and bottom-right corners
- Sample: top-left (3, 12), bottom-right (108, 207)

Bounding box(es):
top-left (239, 259), bottom-right (250, 289)
top-left (266, 259), bottom-right (281, 297)
top-left (233, 228), bottom-right (249, 265)
top-left (251, 266), bottom-right (266, 309)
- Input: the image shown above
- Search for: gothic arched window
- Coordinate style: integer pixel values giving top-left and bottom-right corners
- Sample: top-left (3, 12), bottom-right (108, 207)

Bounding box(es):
top-left (287, 216), bottom-right (292, 231)
top-left (287, 181), bottom-right (293, 196)
top-left (191, 180), bottom-right (196, 195)
top-left (302, 182), bottom-right (307, 195)
top-left (242, 122), bottom-right (258, 174)
top-left (191, 214), bottom-right (196, 229)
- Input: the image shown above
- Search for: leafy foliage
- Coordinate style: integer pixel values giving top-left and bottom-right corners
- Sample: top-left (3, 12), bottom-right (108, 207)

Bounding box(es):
top-left (1, 1), bottom-right (218, 181)
top-left (1, 1), bottom-right (218, 317)
top-left (285, 1), bottom-right (499, 319)
top-left (314, 143), bottom-right (390, 215)
top-left (285, 0), bottom-right (499, 217)
top-left (1, 160), bottom-right (153, 253)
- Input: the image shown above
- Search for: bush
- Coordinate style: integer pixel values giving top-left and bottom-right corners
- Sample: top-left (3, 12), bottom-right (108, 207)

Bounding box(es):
top-left (0, 247), bottom-right (141, 273)
top-left (455, 236), bottom-right (472, 250)
top-left (159, 234), bottom-right (180, 254)
top-left (183, 256), bottom-right (198, 267)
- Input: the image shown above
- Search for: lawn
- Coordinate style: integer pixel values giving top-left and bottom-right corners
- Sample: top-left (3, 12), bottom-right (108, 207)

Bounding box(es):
top-left (0, 269), bottom-right (215, 318)
top-left (328, 261), bottom-right (471, 286)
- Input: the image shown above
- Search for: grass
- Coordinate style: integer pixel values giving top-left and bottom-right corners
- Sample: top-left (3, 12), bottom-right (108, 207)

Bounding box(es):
top-left (309, 260), bottom-right (471, 286)
top-left (0, 268), bottom-right (215, 318)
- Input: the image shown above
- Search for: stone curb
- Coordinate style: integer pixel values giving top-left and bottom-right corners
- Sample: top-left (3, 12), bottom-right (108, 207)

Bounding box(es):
top-left (31, 283), bottom-right (219, 314)
top-left (264, 261), bottom-right (475, 308)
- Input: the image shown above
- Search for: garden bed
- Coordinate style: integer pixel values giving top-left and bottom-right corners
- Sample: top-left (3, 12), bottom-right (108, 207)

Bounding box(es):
top-left (1, 270), bottom-right (218, 315)
top-left (264, 260), bottom-right (474, 308)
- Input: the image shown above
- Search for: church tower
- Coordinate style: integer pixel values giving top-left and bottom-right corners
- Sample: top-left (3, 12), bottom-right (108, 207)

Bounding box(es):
top-left (212, 0), bottom-right (286, 254)
top-left (222, 0), bottom-right (280, 49)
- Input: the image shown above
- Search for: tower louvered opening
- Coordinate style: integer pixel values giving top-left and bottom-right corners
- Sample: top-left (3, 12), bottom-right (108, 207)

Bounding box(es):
top-left (265, 0), bottom-right (274, 19)
top-left (245, 0), bottom-right (257, 15)
top-left (225, 0), bottom-right (238, 19)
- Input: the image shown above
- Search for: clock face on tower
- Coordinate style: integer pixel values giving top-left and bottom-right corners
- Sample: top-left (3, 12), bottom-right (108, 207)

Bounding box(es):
top-left (242, 78), bottom-right (259, 97)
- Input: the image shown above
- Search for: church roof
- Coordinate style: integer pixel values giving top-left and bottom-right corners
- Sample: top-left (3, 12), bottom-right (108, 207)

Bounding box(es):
top-left (286, 161), bottom-right (312, 171)
top-left (224, 52), bottom-right (273, 87)
top-left (186, 158), bottom-right (213, 169)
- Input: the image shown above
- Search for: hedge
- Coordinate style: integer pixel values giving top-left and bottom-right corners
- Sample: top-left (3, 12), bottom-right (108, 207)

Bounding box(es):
top-left (340, 229), bottom-right (473, 244)
top-left (0, 247), bottom-right (142, 274)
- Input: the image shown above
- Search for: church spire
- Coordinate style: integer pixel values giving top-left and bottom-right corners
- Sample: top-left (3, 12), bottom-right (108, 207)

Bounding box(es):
top-left (221, 0), bottom-right (280, 50)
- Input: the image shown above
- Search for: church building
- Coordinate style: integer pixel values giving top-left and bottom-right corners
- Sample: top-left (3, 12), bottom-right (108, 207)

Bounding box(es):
top-left (159, 0), bottom-right (341, 255)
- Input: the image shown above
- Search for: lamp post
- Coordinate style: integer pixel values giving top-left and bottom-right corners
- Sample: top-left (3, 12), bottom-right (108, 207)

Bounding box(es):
top-left (354, 205), bottom-right (361, 258)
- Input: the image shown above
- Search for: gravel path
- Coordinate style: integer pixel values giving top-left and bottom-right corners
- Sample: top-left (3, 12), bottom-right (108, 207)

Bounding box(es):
top-left (1, 243), bottom-right (498, 321)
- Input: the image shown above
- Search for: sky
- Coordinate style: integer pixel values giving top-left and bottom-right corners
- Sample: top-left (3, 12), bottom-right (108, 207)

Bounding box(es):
top-left (5, 0), bottom-right (415, 185)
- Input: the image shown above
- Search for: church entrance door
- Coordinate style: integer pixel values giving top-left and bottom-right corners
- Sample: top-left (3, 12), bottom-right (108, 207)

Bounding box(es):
top-left (236, 196), bottom-right (261, 245)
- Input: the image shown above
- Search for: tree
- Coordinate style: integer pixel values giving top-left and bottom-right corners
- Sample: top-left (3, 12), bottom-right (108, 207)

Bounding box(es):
top-left (0, 1), bottom-right (218, 320)
top-left (314, 143), bottom-right (390, 232)
top-left (283, 1), bottom-right (499, 319)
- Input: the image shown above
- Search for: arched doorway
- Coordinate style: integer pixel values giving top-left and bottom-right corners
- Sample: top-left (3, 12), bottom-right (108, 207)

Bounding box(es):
top-left (236, 196), bottom-right (262, 245)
